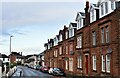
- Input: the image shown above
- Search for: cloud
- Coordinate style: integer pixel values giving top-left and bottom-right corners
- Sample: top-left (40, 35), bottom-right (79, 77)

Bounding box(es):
top-left (2, 2), bottom-right (84, 30)
top-left (2, 0), bottom-right (84, 2)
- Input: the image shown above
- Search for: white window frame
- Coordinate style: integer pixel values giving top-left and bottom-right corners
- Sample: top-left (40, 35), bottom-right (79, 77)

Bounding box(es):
top-left (76, 35), bottom-right (82, 48)
top-left (106, 26), bottom-right (109, 43)
top-left (59, 46), bottom-right (62, 55)
top-left (55, 50), bottom-right (58, 57)
top-left (101, 28), bottom-right (104, 43)
top-left (101, 3), bottom-right (104, 16)
top-left (77, 18), bottom-right (83, 29)
top-left (77, 56), bottom-right (82, 68)
top-left (102, 55), bottom-right (105, 72)
top-left (111, 1), bottom-right (115, 10)
top-left (66, 46), bottom-right (68, 54)
top-left (90, 7), bottom-right (96, 23)
top-left (105, 2), bottom-right (108, 14)
top-left (93, 55), bottom-right (96, 70)
top-left (59, 34), bottom-right (62, 42)
top-left (106, 54), bottom-right (110, 73)
top-left (65, 31), bottom-right (68, 39)
top-left (65, 60), bottom-right (68, 70)
top-left (92, 31), bottom-right (96, 46)
top-left (69, 58), bottom-right (73, 71)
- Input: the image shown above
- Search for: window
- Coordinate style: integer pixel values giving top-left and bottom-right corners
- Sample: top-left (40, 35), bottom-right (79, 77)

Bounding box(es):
top-left (93, 55), bottom-right (96, 70)
top-left (91, 9), bottom-right (95, 22)
top-left (69, 28), bottom-right (74, 38)
top-left (106, 26), bottom-right (109, 43)
top-left (66, 46), bottom-right (68, 54)
top-left (105, 2), bottom-right (108, 13)
top-left (101, 28), bottom-right (104, 43)
top-left (69, 44), bottom-right (73, 52)
top-left (101, 4), bottom-right (104, 16)
top-left (77, 35), bottom-right (82, 48)
top-left (106, 54), bottom-right (110, 73)
top-left (77, 18), bottom-right (83, 29)
top-left (54, 50), bottom-right (55, 57)
top-left (65, 31), bottom-right (68, 39)
top-left (92, 31), bottom-right (96, 46)
top-left (69, 58), bottom-right (73, 71)
top-left (77, 56), bottom-right (82, 68)
top-left (48, 44), bottom-right (50, 49)
top-left (65, 60), bottom-right (68, 70)
top-left (3, 58), bottom-right (5, 61)
top-left (59, 34), bottom-right (62, 42)
top-left (59, 46), bottom-right (62, 55)
top-left (111, 2), bottom-right (114, 10)
top-left (102, 55), bottom-right (105, 72)
top-left (54, 50), bottom-right (58, 57)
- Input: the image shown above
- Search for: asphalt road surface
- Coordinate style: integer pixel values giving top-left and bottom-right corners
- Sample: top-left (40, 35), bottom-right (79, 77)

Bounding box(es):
top-left (11, 66), bottom-right (65, 78)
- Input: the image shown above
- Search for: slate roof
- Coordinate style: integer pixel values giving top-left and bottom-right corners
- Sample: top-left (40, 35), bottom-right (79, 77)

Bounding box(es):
top-left (79, 12), bottom-right (85, 16)
top-left (70, 23), bottom-right (77, 27)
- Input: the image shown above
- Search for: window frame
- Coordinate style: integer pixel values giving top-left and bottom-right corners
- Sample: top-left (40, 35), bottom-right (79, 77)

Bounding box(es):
top-left (59, 46), bottom-right (62, 55)
top-left (92, 31), bottom-right (96, 46)
top-left (106, 54), bottom-right (110, 73)
top-left (101, 28), bottom-right (105, 44)
top-left (77, 55), bottom-right (82, 68)
top-left (105, 26), bottom-right (109, 43)
top-left (102, 55), bottom-right (105, 72)
top-left (76, 35), bottom-right (82, 48)
top-left (93, 55), bottom-right (97, 70)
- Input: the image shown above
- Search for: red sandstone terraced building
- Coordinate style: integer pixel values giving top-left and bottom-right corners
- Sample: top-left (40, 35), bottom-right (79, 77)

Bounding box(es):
top-left (44, 0), bottom-right (120, 77)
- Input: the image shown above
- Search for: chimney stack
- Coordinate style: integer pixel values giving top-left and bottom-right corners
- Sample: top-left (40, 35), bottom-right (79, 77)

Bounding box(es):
top-left (85, 0), bottom-right (90, 26)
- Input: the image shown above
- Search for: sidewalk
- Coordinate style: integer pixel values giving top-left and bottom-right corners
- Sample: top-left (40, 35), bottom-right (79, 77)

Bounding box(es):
top-left (11, 66), bottom-right (23, 77)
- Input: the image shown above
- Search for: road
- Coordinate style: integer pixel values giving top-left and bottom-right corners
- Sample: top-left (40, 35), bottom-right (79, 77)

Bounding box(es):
top-left (11, 66), bottom-right (65, 78)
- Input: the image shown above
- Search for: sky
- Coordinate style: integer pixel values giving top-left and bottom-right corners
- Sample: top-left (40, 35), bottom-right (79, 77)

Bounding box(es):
top-left (0, 0), bottom-right (98, 56)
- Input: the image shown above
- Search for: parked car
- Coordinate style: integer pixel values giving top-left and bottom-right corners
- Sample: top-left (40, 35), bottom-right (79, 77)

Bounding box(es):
top-left (36, 65), bottom-right (41, 70)
top-left (41, 66), bottom-right (50, 73)
top-left (48, 67), bottom-right (54, 74)
top-left (34, 65), bottom-right (37, 69)
top-left (52, 68), bottom-right (65, 76)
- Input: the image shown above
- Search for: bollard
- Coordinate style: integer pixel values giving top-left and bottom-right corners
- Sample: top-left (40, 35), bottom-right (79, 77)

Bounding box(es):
top-left (20, 71), bottom-right (22, 77)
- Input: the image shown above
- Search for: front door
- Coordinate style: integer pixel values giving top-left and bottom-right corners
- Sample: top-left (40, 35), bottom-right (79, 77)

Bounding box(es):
top-left (85, 55), bottom-right (88, 74)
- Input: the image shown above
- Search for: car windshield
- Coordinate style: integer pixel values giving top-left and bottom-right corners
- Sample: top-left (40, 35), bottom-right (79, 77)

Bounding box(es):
top-left (54, 68), bottom-right (61, 71)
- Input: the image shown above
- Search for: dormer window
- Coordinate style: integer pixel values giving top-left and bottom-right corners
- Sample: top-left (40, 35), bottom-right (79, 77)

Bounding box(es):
top-left (69, 28), bottom-right (74, 38)
top-left (54, 37), bottom-right (58, 46)
top-left (65, 31), bottom-right (68, 39)
top-left (111, 1), bottom-right (115, 10)
top-left (105, 2), bottom-right (108, 14)
top-left (90, 4), bottom-right (98, 23)
top-left (75, 12), bottom-right (85, 30)
top-left (59, 34), bottom-right (62, 42)
top-left (45, 46), bottom-right (47, 50)
top-left (101, 4), bottom-right (104, 16)
top-left (69, 23), bottom-right (77, 38)
top-left (99, 1), bottom-right (118, 18)
top-left (77, 18), bottom-right (83, 29)
top-left (48, 44), bottom-right (50, 49)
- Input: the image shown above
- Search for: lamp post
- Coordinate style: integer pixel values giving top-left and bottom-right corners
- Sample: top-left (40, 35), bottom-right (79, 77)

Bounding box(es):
top-left (9, 35), bottom-right (13, 70)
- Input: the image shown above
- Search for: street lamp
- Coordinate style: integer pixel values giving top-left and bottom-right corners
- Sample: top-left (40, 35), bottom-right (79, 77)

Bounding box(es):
top-left (9, 35), bottom-right (13, 69)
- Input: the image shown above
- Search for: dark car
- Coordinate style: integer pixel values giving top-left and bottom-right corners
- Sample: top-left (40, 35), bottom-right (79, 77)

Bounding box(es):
top-left (52, 68), bottom-right (65, 76)
top-left (41, 66), bottom-right (49, 73)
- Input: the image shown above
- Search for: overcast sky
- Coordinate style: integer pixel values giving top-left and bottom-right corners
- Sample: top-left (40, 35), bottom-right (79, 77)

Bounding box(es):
top-left (0, 0), bottom-right (98, 55)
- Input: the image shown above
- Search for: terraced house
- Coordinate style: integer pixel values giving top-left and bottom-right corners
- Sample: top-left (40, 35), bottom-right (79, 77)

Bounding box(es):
top-left (44, 0), bottom-right (120, 77)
